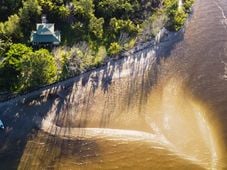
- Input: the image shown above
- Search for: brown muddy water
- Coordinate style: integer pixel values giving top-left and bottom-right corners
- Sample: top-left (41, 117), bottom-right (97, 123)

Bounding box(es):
top-left (1, 0), bottom-right (227, 169)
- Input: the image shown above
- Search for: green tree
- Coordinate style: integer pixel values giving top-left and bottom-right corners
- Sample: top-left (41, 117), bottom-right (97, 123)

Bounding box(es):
top-left (0, 43), bottom-right (32, 91)
top-left (28, 49), bottom-right (57, 88)
top-left (19, 0), bottom-right (42, 39)
top-left (0, 44), bottom-right (57, 92)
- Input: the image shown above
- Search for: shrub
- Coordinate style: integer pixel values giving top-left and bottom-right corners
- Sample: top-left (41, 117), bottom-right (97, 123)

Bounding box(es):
top-left (110, 18), bottom-right (139, 36)
top-left (56, 5), bottom-right (71, 20)
top-left (124, 38), bottom-right (136, 50)
top-left (0, 38), bottom-right (12, 58)
top-left (139, 10), bottom-right (167, 41)
top-left (73, 0), bottom-right (94, 18)
top-left (38, 0), bottom-right (55, 15)
top-left (164, 0), bottom-right (178, 17)
top-left (94, 46), bottom-right (107, 65)
top-left (108, 42), bottom-right (122, 55)
top-left (89, 16), bottom-right (104, 39)
top-left (171, 9), bottom-right (187, 31)
top-left (183, 0), bottom-right (194, 11)
top-left (96, 0), bottom-right (135, 19)
top-left (59, 42), bottom-right (95, 79)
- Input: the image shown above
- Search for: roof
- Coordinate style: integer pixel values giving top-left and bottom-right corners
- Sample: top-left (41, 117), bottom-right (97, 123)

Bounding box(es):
top-left (31, 23), bottom-right (61, 44)
top-left (36, 23), bottom-right (55, 35)
top-left (31, 31), bottom-right (61, 44)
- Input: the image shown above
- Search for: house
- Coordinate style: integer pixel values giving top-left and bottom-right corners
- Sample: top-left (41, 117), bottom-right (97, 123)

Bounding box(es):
top-left (30, 15), bottom-right (61, 46)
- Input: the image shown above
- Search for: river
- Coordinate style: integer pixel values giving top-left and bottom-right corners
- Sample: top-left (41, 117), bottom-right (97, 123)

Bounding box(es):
top-left (0, 0), bottom-right (227, 169)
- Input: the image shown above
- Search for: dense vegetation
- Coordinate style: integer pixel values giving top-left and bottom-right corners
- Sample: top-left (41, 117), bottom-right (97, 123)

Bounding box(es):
top-left (0, 0), bottom-right (194, 93)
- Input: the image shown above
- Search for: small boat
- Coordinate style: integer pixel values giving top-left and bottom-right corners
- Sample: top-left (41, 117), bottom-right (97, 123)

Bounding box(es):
top-left (0, 120), bottom-right (4, 129)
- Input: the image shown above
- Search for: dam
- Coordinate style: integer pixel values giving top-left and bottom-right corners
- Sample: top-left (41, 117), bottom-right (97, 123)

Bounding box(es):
top-left (0, 0), bottom-right (227, 169)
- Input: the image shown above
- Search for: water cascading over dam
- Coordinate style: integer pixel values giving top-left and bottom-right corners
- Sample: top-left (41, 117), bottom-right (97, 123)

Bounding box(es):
top-left (0, 0), bottom-right (227, 169)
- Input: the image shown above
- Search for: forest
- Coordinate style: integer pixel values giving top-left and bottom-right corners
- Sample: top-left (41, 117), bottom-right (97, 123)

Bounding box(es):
top-left (0, 0), bottom-right (194, 93)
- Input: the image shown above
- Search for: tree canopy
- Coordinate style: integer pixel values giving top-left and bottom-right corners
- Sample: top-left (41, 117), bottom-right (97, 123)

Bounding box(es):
top-left (0, 0), bottom-right (194, 93)
top-left (0, 44), bottom-right (57, 92)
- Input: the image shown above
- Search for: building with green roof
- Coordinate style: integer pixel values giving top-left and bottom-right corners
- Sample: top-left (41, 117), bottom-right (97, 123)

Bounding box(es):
top-left (30, 16), bottom-right (61, 45)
